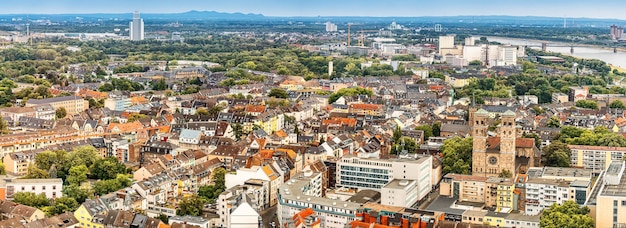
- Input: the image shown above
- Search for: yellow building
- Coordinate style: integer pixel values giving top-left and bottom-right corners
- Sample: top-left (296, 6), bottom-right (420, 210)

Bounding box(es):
top-left (74, 199), bottom-right (108, 228)
top-left (493, 178), bottom-right (516, 212)
top-left (590, 161), bottom-right (626, 228)
top-left (25, 96), bottom-right (88, 115)
top-left (568, 145), bottom-right (626, 173)
top-left (483, 211), bottom-right (507, 227)
top-left (254, 111), bottom-right (284, 134)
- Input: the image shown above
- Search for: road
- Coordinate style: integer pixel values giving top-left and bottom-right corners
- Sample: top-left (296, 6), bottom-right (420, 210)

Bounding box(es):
top-left (260, 205), bottom-right (278, 228)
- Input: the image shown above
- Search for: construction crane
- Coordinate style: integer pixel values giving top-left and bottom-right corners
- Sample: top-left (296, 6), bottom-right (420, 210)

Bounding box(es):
top-left (358, 30), bottom-right (381, 47)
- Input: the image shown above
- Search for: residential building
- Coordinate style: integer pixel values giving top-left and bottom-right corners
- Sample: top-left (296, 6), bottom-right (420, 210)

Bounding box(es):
top-left (336, 154), bottom-right (432, 204)
top-left (169, 215), bottom-right (210, 228)
top-left (230, 203), bottom-right (260, 228)
top-left (439, 35), bottom-right (455, 50)
top-left (104, 97), bottom-right (132, 111)
top-left (325, 22), bottom-right (337, 32)
top-left (25, 96), bottom-right (88, 115)
top-left (285, 208), bottom-right (321, 228)
top-left (568, 145), bottom-right (626, 174)
top-left (440, 173), bottom-right (489, 203)
top-left (225, 163), bottom-right (283, 206)
top-left (74, 199), bottom-right (109, 228)
top-left (0, 178), bottom-right (63, 200)
top-left (217, 184), bottom-right (264, 227)
top-left (278, 169), bottom-right (360, 228)
top-left (525, 177), bottom-right (590, 216)
top-left (129, 11), bottom-right (144, 41)
top-left (552, 92), bottom-right (569, 104)
top-left (569, 86), bottom-right (589, 102)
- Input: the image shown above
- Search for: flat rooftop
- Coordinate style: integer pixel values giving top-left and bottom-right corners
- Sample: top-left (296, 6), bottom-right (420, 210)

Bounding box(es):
top-left (280, 171), bottom-right (362, 211)
top-left (425, 197), bottom-right (466, 215)
top-left (383, 179), bottom-right (416, 190)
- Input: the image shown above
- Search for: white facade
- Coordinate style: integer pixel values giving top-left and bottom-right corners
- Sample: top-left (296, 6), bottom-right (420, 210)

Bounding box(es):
top-left (278, 169), bottom-right (360, 228)
top-left (230, 203), bottom-right (260, 228)
top-left (381, 179), bottom-right (418, 207)
top-left (464, 37), bottom-right (475, 46)
top-left (225, 163), bottom-right (283, 206)
top-left (325, 22), bottom-right (337, 32)
top-left (463, 45), bottom-right (483, 63)
top-left (439, 35), bottom-right (455, 49)
top-left (4, 178), bottom-right (63, 200)
top-left (129, 11), bottom-right (144, 41)
top-left (525, 179), bottom-right (574, 216)
top-left (497, 46), bottom-right (518, 66)
top-left (336, 154), bottom-right (432, 202)
top-left (169, 215), bottom-right (210, 228)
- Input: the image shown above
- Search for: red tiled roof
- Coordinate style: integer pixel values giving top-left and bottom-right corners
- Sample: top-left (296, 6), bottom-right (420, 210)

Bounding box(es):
top-left (349, 103), bottom-right (381, 110)
top-left (245, 105), bottom-right (266, 113)
top-left (516, 138), bottom-right (535, 148)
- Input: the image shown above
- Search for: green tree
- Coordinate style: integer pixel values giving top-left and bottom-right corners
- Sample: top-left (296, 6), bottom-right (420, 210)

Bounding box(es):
top-left (328, 87), bottom-right (373, 104)
top-left (90, 157), bottom-right (128, 180)
top-left (0, 116), bottom-right (8, 135)
top-left (441, 137), bottom-right (473, 174)
top-left (63, 184), bottom-right (91, 204)
top-left (415, 125), bottom-right (434, 140)
top-left (127, 113), bottom-right (147, 122)
top-left (540, 201), bottom-right (594, 228)
top-left (268, 88), bottom-right (288, 99)
top-left (25, 164), bottom-right (50, 179)
top-left (13, 192), bottom-right (50, 208)
top-left (547, 116), bottom-right (561, 128)
top-left (98, 83), bottom-right (114, 92)
top-left (152, 79), bottom-right (168, 91)
top-left (232, 123), bottom-right (244, 140)
top-left (66, 165), bottom-right (89, 185)
top-left (542, 141), bottom-right (571, 167)
top-left (177, 194), bottom-right (206, 216)
top-left (0, 163), bottom-right (6, 175)
top-left (55, 107), bottom-right (67, 119)
top-left (43, 197), bottom-right (79, 216)
top-left (499, 169), bottom-right (513, 178)
top-left (432, 122), bottom-right (441, 137)
top-left (92, 174), bottom-right (132, 196)
top-left (196, 108), bottom-right (209, 116)
top-left (392, 126), bottom-right (402, 144)
top-left (390, 137), bottom-right (418, 155)
top-left (156, 214), bottom-right (169, 224)
top-left (610, 100), bottom-right (626, 109)
top-left (575, 100), bottom-right (598, 110)
top-left (469, 60), bottom-right (483, 66)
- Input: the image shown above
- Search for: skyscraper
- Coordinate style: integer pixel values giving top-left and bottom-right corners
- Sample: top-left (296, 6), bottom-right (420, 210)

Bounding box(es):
top-left (129, 11), bottom-right (144, 41)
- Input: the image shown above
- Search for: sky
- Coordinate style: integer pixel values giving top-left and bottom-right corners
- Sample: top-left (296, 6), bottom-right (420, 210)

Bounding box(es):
top-left (2, 0), bottom-right (626, 20)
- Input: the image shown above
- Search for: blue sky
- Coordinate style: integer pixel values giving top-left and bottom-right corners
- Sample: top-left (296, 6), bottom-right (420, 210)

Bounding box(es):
top-left (2, 0), bottom-right (626, 19)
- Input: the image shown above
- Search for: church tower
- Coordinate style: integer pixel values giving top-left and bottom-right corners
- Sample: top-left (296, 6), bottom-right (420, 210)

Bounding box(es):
top-left (498, 110), bottom-right (517, 174)
top-left (471, 109), bottom-right (489, 175)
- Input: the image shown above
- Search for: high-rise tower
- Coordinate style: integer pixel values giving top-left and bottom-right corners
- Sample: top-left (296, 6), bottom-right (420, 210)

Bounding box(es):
top-left (129, 11), bottom-right (144, 41)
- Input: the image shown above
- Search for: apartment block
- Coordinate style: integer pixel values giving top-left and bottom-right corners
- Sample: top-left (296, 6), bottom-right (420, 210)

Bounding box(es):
top-left (381, 179), bottom-right (418, 207)
top-left (568, 145), bottom-right (626, 174)
top-left (25, 96), bottom-right (88, 115)
top-left (336, 154), bottom-right (432, 203)
top-left (0, 178), bottom-right (63, 200)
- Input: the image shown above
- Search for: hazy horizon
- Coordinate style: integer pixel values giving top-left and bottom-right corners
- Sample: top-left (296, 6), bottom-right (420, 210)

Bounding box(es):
top-left (2, 0), bottom-right (626, 20)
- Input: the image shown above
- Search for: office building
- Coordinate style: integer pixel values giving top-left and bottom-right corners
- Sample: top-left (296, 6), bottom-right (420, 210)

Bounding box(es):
top-left (325, 22), bottom-right (337, 32)
top-left (278, 169), bottom-right (360, 228)
top-left (464, 37), bottom-right (475, 46)
top-left (129, 11), bottom-right (144, 41)
top-left (439, 35), bottom-right (455, 49)
top-left (497, 46), bottom-right (517, 66)
top-left (381, 179), bottom-right (418, 207)
top-left (336, 154), bottom-right (432, 203)
top-left (586, 161), bottom-right (626, 228)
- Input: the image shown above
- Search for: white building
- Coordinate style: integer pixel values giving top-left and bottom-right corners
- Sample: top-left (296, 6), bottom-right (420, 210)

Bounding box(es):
top-left (464, 37), bottom-right (475, 46)
top-left (325, 22), bottom-right (337, 32)
top-left (381, 179), bottom-right (418, 207)
top-left (3, 178), bottom-right (63, 200)
top-left (278, 169), bottom-right (360, 228)
top-left (129, 11), bottom-right (144, 41)
top-left (439, 35), bottom-right (455, 49)
top-left (336, 154), bottom-right (432, 203)
top-left (169, 215), bottom-right (210, 228)
top-left (524, 178), bottom-right (590, 216)
top-left (496, 45), bottom-right (518, 66)
top-left (463, 45), bottom-right (483, 63)
top-left (230, 203), bottom-right (260, 228)
top-left (217, 184), bottom-right (265, 228)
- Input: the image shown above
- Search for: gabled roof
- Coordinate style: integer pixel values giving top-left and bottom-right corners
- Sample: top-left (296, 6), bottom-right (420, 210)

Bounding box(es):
top-left (230, 202), bottom-right (259, 216)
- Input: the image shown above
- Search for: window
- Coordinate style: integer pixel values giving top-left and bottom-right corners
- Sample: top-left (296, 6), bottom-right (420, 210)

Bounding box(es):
top-left (622, 201), bottom-right (626, 206)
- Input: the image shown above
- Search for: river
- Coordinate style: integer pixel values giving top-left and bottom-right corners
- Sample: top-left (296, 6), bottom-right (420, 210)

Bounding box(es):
top-left (486, 37), bottom-right (626, 69)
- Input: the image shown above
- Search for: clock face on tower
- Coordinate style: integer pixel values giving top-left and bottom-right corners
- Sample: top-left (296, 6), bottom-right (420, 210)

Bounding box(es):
top-left (489, 156), bottom-right (498, 165)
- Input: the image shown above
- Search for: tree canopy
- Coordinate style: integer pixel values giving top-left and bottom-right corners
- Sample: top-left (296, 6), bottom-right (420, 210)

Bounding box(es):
top-left (441, 137), bottom-right (473, 174)
top-left (328, 87), bottom-right (373, 104)
top-left (540, 201), bottom-right (594, 228)
top-left (542, 141), bottom-right (571, 167)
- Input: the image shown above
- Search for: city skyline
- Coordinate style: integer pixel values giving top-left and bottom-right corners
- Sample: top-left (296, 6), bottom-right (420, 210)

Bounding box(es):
top-left (2, 0), bottom-right (626, 20)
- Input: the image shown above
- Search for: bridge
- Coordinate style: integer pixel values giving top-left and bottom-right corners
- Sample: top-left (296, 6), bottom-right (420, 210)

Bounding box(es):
top-left (519, 42), bottom-right (618, 54)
